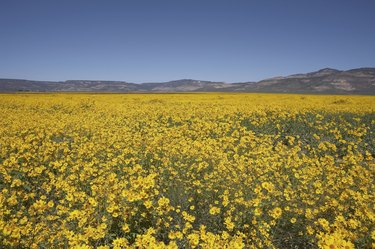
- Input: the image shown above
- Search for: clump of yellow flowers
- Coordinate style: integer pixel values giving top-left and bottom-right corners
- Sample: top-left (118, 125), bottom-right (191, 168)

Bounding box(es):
top-left (0, 93), bottom-right (374, 248)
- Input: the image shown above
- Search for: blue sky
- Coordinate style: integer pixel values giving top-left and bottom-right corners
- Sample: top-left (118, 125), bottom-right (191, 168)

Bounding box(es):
top-left (1, 0), bottom-right (374, 83)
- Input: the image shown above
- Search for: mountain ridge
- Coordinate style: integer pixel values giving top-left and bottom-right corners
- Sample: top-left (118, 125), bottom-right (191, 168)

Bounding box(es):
top-left (1, 67), bottom-right (375, 94)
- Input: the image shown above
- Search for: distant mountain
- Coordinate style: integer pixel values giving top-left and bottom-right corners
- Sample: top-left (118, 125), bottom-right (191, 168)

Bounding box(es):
top-left (1, 67), bottom-right (375, 94)
top-left (0, 79), bottom-right (138, 92)
top-left (139, 80), bottom-right (232, 92)
top-left (245, 68), bottom-right (375, 94)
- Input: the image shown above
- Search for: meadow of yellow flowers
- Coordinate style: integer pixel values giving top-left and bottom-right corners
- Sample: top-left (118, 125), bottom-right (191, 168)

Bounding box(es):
top-left (0, 93), bottom-right (374, 249)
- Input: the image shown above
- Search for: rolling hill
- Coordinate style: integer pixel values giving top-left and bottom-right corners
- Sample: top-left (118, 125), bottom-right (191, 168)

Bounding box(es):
top-left (1, 67), bottom-right (375, 94)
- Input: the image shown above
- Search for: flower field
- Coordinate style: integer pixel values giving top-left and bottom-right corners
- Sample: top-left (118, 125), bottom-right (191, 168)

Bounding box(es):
top-left (0, 93), bottom-right (374, 249)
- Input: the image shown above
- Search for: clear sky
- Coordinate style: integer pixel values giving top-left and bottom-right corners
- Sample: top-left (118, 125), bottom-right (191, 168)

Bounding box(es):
top-left (1, 0), bottom-right (374, 83)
